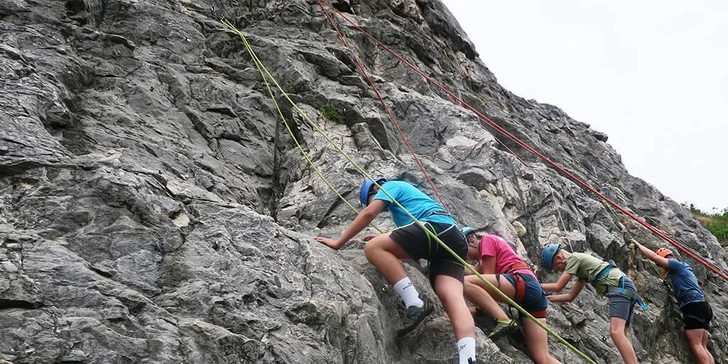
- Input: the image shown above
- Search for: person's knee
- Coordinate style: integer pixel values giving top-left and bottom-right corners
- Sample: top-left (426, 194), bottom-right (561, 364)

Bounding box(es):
top-left (610, 326), bottom-right (625, 339)
top-left (462, 282), bottom-right (474, 299)
top-left (436, 287), bottom-right (453, 306)
top-left (525, 328), bottom-right (552, 363)
top-left (530, 352), bottom-right (551, 364)
top-left (363, 242), bottom-right (373, 258)
top-left (690, 343), bottom-right (704, 351)
top-left (363, 239), bottom-right (382, 261)
top-left (435, 282), bottom-right (462, 307)
top-left (462, 279), bottom-right (479, 296)
top-left (689, 343), bottom-right (709, 360)
top-left (527, 342), bottom-right (551, 363)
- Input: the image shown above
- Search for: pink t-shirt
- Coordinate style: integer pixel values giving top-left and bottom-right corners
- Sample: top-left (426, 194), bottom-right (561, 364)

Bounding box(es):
top-left (479, 235), bottom-right (535, 278)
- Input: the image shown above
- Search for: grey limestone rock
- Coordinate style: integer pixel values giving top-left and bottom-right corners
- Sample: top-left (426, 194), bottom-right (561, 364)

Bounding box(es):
top-left (1, 0), bottom-right (727, 363)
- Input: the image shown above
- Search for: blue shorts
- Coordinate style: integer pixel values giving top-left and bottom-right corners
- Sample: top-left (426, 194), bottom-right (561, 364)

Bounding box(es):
top-left (607, 277), bottom-right (638, 326)
top-left (503, 272), bottom-right (549, 318)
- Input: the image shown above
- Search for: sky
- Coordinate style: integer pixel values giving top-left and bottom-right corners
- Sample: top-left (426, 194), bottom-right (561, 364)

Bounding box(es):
top-left (441, 1), bottom-right (728, 213)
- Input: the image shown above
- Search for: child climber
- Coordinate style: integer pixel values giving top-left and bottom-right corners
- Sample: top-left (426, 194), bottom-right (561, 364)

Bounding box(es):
top-left (540, 244), bottom-right (642, 364)
top-left (462, 228), bottom-right (560, 364)
top-left (631, 239), bottom-right (714, 364)
top-left (315, 178), bottom-right (479, 364)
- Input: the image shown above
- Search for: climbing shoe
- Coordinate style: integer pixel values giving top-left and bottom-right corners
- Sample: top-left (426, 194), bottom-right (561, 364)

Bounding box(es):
top-left (467, 358), bottom-right (478, 364)
top-left (397, 299), bottom-right (433, 337)
top-left (488, 319), bottom-right (518, 339)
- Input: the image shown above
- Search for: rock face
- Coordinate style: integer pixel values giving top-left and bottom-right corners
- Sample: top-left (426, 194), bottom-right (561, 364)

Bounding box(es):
top-left (1, 0), bottom-right (726, 363)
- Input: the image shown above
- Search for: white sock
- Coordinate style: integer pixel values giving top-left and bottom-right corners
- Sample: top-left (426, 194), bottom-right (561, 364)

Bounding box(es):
top-left (457, 337), bottom-right (476, 364)
top-left (393, 277), bottom-right (423, 308)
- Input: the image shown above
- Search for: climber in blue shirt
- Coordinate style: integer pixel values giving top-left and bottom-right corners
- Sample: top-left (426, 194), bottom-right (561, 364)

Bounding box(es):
top-left (631, 239), bottom-right (714, 364)
top-left (315, 178), bottom-right (479, 364)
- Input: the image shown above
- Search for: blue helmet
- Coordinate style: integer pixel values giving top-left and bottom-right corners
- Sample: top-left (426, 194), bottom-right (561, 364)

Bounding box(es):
top-left (462, 226), bottom-right (477, 246)
top-left (359, 177), bottom-right (387, 206)
top-left (541, 243), bottom-right (561, 271)
top-left (461, 226), bottom-right (476, 238)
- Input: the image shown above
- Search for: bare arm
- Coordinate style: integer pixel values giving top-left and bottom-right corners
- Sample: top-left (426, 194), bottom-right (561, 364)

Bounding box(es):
top-left (541, 272), bottom-right (574, 292)
top-left (549, 280), bottom-right (585, 303)
top-left (465, 256), bottom-right (496, 276)
top-left (464, 260), bottom-right (482, 276)
top-left (631, 239), bottom-right (670, 269)
top-left (464, 262), bottom-right (480, 276)
top-left (480, 255), bottom-right (497, 275)
top-left (314, 200), bottom-right (387, 249)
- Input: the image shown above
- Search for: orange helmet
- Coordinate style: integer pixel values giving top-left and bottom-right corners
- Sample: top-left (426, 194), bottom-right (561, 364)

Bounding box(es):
top-left (656, 248), bottom-right (673, 258)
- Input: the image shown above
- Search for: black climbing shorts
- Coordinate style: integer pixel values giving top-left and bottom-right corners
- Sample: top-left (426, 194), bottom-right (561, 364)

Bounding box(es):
top-left (389, 221), bottom-right (468, 287)
top-left (682, 301), bottom-right (713, 331)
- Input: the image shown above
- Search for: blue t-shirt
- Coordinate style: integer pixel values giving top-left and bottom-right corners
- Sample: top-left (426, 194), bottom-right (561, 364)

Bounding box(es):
top-left (372, 181), bottom-right (455, 227)
top-left (667, 259), bottom-right (705, 307)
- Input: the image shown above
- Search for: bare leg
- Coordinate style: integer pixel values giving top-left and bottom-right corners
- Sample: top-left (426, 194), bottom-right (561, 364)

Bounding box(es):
top-left (609, 317), bottom-right (638, 364)
top-left (686, 329), bottom-right (714, 364)
top-left (463, 274), bottom-right (515, 321)
top-left (521, 318), bottom-right (560, 364)
top-left (434, 275), bottom-right (475, 340)
top-left (465, 275), bottom-right (559, 362)
top-left (703, 330), bottom-right (715, 364)
top-left (363, 233), bottom-right (411, 285)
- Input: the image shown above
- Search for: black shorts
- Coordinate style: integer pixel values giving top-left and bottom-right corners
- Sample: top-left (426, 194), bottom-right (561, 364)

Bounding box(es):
top-left (389, 221), bottom-right (467, 287)
top-left (681, 301), bottom-right (713, 330)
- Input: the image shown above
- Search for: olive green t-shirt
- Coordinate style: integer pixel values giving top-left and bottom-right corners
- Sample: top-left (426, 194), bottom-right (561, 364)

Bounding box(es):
top-left (564, 252), bottom-right (623, 294)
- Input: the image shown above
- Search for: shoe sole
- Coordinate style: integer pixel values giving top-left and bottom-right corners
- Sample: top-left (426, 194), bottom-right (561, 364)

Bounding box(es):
top-left (396, 304), bottom-right (434, 337)
top-left (488, 323), bottom-right (518, 339)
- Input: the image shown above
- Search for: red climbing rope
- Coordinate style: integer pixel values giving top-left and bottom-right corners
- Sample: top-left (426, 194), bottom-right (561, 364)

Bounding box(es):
top-left (316, 0), bottom-right (728, 282)
top-left (316, 0), bottom-right (450, 212)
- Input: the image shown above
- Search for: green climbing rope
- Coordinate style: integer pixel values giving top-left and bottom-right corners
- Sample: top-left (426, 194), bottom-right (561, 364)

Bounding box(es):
top-left (223, 19), bottom-right (596, 364)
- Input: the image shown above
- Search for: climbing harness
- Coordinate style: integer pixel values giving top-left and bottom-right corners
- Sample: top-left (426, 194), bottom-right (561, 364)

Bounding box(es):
top-left (493, 263), bottom-right (529, 298)
top-left (590, 259), bottom-right (617, 285)
top-left (422, 221), bottom-right (459, 262)
top-left (504, 263), bottom-right (535, 309)
top-left (592, 260), bottom-right (649, 311)
top-left (506, 262), bottom-right (530, 273)
top-left (512, 274), bottom-right (527, 304)
top-left (500, 262), bottom-right (548, 320)
top-left (424, 210), bottom-right (450, 218)
top-left (678, 292), bottom-right (706, 308)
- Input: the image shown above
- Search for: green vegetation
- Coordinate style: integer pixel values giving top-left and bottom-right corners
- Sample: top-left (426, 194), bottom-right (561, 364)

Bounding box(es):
top-left (683, 204), bottom-right (728, 244)
top-left (321, 102), bottom-right (342, 123)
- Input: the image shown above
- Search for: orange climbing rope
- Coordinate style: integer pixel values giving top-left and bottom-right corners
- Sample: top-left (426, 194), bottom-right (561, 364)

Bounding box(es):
top-left (315, 0), bottom-right (728, 282)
